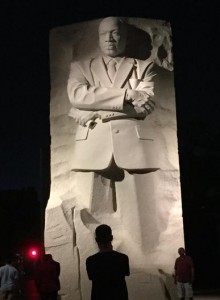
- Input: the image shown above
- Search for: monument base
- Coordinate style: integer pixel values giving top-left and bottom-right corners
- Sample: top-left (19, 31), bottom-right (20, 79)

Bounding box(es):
top-left (45, 197), bottom-right (181, 300)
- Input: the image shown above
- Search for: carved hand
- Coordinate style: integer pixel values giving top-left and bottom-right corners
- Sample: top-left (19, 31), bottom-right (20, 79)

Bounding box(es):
top-left (143, 99), bottom-right (155, 114)
top-left (125, 89), bottom-right (153, 107)
top-left (126, 89), bottom-right (155, 115)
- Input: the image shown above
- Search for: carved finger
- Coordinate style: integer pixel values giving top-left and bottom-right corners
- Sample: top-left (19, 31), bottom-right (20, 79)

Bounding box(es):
top-left (148, 99), bottom-right (156, 107)
top-left (144, 104), bottom-right (153, 112)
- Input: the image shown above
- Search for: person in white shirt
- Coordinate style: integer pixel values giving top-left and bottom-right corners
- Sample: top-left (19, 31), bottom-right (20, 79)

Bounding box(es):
top-left (0, 257), bottom-right (19, 300)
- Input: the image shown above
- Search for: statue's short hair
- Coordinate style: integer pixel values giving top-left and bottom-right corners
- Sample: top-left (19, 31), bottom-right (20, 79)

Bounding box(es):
top-left (95, 224), bottom-right (113, 244)
top-left (99, 17), bottom-right (128, 32)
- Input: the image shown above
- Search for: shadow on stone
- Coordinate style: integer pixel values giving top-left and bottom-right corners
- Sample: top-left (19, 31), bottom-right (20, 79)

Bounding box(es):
top-left (158, 268), bottom-right (179, 300)
top-left (125, 24), bottom-right (152, 60)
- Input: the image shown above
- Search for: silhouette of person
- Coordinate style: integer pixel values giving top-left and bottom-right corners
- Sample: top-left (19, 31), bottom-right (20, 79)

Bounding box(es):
top-left (0, 256), bottom-right (19, 300)
top-left (35, 254), bottom-right (60, 300)
top-left (174, 247), bottom-right (194, 300)
top-left (86, 224), bottom-right (130, 300)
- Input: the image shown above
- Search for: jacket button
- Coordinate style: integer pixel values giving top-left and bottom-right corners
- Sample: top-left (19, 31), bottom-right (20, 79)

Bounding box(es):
top-left (113, 129), bottom-right (119, 134)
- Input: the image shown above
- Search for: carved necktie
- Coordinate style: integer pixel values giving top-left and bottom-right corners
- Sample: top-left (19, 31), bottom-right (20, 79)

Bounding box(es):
top-left (107, 59), bottom-right (117, 82)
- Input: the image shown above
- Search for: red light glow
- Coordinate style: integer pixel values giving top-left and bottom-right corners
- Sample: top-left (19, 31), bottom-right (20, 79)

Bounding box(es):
top-left (28, 248), bottom-right (38, 259)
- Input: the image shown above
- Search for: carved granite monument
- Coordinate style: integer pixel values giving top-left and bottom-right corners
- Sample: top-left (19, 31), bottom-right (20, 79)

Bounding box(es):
top-left (45, 17), bottom-right (184, 300)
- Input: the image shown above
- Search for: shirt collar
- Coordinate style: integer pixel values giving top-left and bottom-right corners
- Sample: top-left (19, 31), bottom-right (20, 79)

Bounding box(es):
top-left (103, 56), bottom-right (124, 65)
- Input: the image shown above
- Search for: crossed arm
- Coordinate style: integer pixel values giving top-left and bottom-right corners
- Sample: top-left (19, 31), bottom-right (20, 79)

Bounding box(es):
top-left (67, 61), bottom-right (156, 126)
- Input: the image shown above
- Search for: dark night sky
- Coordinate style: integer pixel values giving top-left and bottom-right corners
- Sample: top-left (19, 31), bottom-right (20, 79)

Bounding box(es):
top-left (1, 0), bottom-right (220, 289)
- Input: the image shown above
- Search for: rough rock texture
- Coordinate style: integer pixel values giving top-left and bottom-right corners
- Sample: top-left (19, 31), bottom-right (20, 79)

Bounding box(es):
top-left (45, 18), bottom-right (184, 300)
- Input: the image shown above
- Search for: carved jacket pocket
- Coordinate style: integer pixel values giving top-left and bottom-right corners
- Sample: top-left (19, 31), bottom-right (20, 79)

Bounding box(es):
top-left (135, 125), bottom-right (154, 141)
top-left (75, 126), bottom-right (89, 141)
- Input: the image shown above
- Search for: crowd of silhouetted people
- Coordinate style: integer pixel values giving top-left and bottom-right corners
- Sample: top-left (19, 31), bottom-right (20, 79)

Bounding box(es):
top-left (0, 252), bottom-right (60, 300)
top-left (0, 225), bottom-right (194, 300)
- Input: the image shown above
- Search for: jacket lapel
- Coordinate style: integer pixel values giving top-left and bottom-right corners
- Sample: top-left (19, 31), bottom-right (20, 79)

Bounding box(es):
top-left (137, 59), bottom-right (154, 79)
top-left (91, 56), bottom-right (150, 88)
top-left (113, 58), bottom-right (135, 88)
top-left (91, 56), bottom-right (112, 87)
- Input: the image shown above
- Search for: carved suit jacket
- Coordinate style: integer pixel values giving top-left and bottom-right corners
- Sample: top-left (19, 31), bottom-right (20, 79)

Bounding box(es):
top-left (67, 56), bottom-right (156, 171)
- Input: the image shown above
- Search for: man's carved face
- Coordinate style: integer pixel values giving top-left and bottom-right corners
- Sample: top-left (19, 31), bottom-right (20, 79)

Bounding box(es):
top-left (99, 17), bottom-right (127, 57)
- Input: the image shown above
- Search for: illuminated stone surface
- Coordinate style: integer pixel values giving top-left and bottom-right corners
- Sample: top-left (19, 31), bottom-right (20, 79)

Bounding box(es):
top-left (45, 17), bottom-right (184, 300)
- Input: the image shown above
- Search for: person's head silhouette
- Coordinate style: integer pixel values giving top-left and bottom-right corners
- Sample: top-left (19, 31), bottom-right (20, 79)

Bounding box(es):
top-left (95, 224), bottom-right (113, 251)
